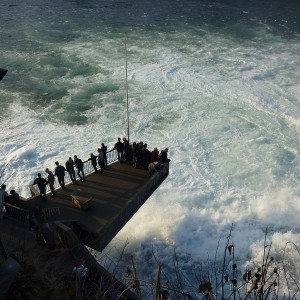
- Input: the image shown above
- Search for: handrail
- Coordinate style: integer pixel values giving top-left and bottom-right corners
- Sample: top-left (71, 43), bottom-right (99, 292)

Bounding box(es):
top-left (4, 202), bottom-right (61, 222)
top-left (4, 203), bottom-right (30, 222)
top-left (31, 149), bottom-right (119, 196)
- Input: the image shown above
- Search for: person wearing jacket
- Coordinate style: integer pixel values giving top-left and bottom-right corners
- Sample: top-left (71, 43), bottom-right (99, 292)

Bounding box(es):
top-left (74, 155), bottom-right (85, 181)
top-left (65, 157), bottom-right (77, 184)
top-left (54, 161), bottom-right (66, 189)
top-left (33, 173), bottom-right (48, 201)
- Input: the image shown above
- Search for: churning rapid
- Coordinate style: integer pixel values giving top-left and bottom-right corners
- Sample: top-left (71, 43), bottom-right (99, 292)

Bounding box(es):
top-left (0, 0), bottom-right (300, 297)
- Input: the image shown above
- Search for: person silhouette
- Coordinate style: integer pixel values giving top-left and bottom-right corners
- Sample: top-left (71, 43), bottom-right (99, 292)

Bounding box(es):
top-left (33, 173), bottom-right (48, 201)
top-left (54, 161), bottom-right (66, 189)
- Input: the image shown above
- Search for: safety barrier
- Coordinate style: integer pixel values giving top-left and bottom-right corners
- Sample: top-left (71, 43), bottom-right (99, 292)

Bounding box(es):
top-left (4, 203), bottom-right (29, 223)
top-left (31, 149), bottom-right (119, 196)
top-left (42, 207), bottom-right (61, 219)
top-left (4, 203), bottom-right (61, 222)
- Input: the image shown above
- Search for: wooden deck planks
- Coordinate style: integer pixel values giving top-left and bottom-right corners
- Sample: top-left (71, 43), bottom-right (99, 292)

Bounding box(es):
top-left (39, 162), bottom-right (150, 234)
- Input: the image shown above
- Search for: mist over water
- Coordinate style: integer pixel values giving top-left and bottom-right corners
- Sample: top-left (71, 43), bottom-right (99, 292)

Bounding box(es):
top-left (1, 0), bottom-right (300, 297)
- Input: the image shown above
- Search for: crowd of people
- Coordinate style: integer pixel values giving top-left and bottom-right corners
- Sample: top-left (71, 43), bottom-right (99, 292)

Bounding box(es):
top-left (30, 137), bottom-right (169, 202)
top-left (112, 137), bottom-right (169, 171)
top-left (0, 137), bottom-right (170, 257)
top-left (31, 154), bottom-right (90, 201)
top-left (0, 138), bottom-right (169, 217)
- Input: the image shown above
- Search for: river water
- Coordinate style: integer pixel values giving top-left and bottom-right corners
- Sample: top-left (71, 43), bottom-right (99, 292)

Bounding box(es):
top-left (1, 0), bottom-right (300, 298)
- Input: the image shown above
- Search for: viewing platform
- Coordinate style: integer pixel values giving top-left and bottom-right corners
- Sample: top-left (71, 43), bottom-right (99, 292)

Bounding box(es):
top-left (22, 151), bottom-right (169, 252)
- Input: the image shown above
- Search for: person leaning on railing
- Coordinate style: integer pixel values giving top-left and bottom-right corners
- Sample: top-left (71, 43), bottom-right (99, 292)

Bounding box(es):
top-left (100, 143), bottom-right (108, 167)
top-left (65, 157), bottom-right (77, 184)
top-left (54, 161), bottom-right (66, 189)
top-left (97, 148), bottom-right (105, 173)
top-left (148, 159), bottom-right (164, 176)
top-left (74, 155), bottom-right (86, 182)
top-left (45, 168), bottom-right (56, 197)
top-left (88, 153), bottom-right (98, 174)
top-left (33, 173), bottom-right (48, 202)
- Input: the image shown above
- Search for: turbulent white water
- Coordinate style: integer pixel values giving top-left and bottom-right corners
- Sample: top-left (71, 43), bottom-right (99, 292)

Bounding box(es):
top-left (1, 0), bottom-right (300, 297)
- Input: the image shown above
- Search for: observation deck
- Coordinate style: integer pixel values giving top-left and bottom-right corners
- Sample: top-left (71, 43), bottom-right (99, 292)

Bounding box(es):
top-left (27, 150), bottom-right (169, 252)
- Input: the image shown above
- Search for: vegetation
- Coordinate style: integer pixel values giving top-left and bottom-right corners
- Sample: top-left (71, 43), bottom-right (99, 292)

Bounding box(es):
top-left (104, 227), bottom-right (300, 300)
top-left (2, 218), bottom-right (300, 300)
top-left (153, 233), bottom-right (300, 300)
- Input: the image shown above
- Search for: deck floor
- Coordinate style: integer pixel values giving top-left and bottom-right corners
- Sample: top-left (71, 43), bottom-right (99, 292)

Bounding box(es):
top-left (38, 162), bottom-right (150, 235)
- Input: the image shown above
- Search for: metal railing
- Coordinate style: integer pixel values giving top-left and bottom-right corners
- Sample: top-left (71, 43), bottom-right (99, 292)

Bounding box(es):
top-left (31, 149), bottom-right (118, 196)
top-left (4, 203), bottom-right (29, 223)
top-left (4, 203), bottom-right (61, 222)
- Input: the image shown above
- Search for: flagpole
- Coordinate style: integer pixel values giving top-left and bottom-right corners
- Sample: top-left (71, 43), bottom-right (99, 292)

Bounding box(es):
top-left (125, 32), bottom-right (130, 143)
